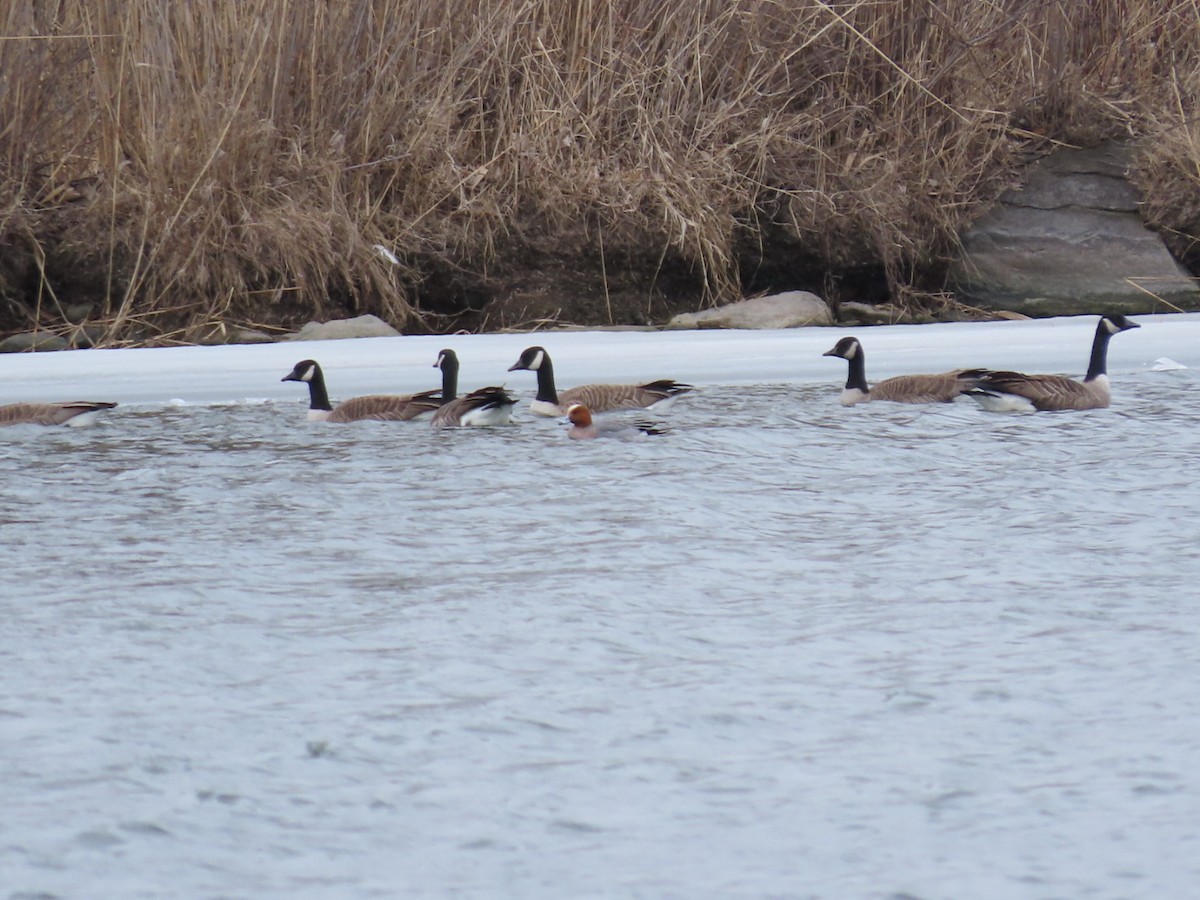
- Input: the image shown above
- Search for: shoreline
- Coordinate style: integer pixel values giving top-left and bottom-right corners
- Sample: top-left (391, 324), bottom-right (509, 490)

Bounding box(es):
top-left (2, 313), bottom-right (1191, 408)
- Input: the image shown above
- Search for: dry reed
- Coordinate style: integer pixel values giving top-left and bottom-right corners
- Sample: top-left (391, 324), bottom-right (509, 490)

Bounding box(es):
top-left (1, 0), bottom-right (1198, 343)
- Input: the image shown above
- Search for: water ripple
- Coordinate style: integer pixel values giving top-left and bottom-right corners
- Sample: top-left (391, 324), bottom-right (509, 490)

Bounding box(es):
top-left (4, 380), bottom-right (1200, 897)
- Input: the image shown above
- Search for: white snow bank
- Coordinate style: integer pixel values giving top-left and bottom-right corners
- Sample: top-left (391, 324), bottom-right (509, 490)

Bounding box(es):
top-left (1, 312), bottom-right (1195, 406)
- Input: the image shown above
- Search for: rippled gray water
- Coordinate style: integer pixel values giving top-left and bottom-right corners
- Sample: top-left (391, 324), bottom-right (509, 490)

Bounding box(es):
top-left (4, 372), bottom-right (1200, 899)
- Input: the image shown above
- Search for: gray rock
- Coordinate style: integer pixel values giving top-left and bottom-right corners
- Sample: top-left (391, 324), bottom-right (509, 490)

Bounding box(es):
top-left (64, 303), bottom-right (96, 324)
top-left (287, 314), bottom-right (401, 341)
top-left (666, 291), bottom-right (833, 330)
top-left (951, 142), bottom-right (1200, 316)
top-left (548, 324), bottom-right (661, 333)
top-left (837, 302), bottom-right (910, 326)
top-left (68, 325), bottom-right (106, 349)
top-left (193, 325), bottom-right (280, 345)
top-left (0, 331), bottom-right (70, 353)
top-left (229, 327), bottom-right (278, 344)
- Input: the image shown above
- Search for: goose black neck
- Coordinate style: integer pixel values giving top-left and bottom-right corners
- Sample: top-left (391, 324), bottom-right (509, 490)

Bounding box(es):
top-left (1084, 321), bottom-right (1114, 382)
top-left (440, 355), bottom-right (459, 401)
top-left (844, 349), bottom-right (870, 393)
top-left (533, 356), bottom-right (559, 404)
top-left (306, 368), bottom-right (333, 411)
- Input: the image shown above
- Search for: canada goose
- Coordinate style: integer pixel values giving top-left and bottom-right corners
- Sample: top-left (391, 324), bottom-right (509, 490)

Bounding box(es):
top-left (0, 400), bottom-right (117, 427)
top-left (564, 403), bottom-right (666, 440)
top-left (964, 314), bottom-right (1141, 412)
top-left (429, 349), bottom-right (518, 427)
top-left (281, 359), bottom-right (442, 422)
top-left (507, 346), bottom-right (692, 416)
top-left (822, 337), bottom-right (985, 405)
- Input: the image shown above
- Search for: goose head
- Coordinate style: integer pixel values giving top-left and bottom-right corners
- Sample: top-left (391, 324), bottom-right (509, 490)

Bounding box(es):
top-left (1102, 314), bottom-right (1140, 335)
top-left (282, 360), bottom-right (321, 383)
top-left (508, 346), bottom-right (547, 372)
top-left (433, 349), bottom-right (459, 372)
top-left (822, 337), bottom-right (861, 360)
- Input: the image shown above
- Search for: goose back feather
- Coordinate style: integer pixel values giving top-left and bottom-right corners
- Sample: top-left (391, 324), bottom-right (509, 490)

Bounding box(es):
top-left (430, 386), bottom-right (518, 428)
top-left (0, 400), bottom-right (117, 427)
top-left (325, 390), bottom-right (442, 422)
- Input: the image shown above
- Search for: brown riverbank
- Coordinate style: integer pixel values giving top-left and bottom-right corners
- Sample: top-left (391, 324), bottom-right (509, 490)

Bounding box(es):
top-left (2, 1), bottom-right (1198, 347)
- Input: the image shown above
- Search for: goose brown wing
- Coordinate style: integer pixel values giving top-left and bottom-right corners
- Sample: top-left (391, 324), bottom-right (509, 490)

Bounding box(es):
top-left (869, 372), bottom-right (978, 403)
top-left (974, 371), bottom-right (1109, 411)
top-left (430, 386), bottom-right (517, 427)
top-left (0, 401), bottom-right (117, 426)
top-left (559, 380), bottom-right (691, 413)
top-left (328, 390), bottom-right (442, 422)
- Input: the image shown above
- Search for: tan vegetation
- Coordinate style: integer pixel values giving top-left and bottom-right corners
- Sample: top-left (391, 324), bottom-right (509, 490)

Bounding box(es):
top-left (1, 0), bottom-right (1198, 345)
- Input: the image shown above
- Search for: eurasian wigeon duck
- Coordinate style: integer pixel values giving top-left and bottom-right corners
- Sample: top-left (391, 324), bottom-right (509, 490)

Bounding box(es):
top-left (564, 403), bottom-right (666, 440)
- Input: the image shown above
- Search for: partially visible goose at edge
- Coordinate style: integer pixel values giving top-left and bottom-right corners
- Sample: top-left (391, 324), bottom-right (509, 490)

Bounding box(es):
top-left (964, 314), bottom-right (1140, 412)
top-left (281, 359), bottom-right (442, 422)
top-left (430, 349), bottom-right (518, 428)
top-left (564, 403), bottom-right (666, 440)
top-left (507, 345), bottom-right (693, 417)
top-left (0, 400), bottom-right (117, 427)
top-left (822, 336), bottom-right (985, 405)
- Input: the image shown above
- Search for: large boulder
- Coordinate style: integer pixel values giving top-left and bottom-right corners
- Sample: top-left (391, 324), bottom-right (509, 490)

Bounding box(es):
top-left (288, 314), bottom-right (401, 341)
top-left (667, 291), bottom-right (833, 330)
top-left (950, 142), bottom-right (1200, 316)
top-left (0, 331), bottom-right (70, 353)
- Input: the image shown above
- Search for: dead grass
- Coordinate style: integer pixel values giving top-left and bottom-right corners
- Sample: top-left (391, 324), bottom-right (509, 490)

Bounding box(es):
top-left (1136, 61), bottom-right (1200, 272)
top-left (1, 0), bottom-right (1198, 343)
